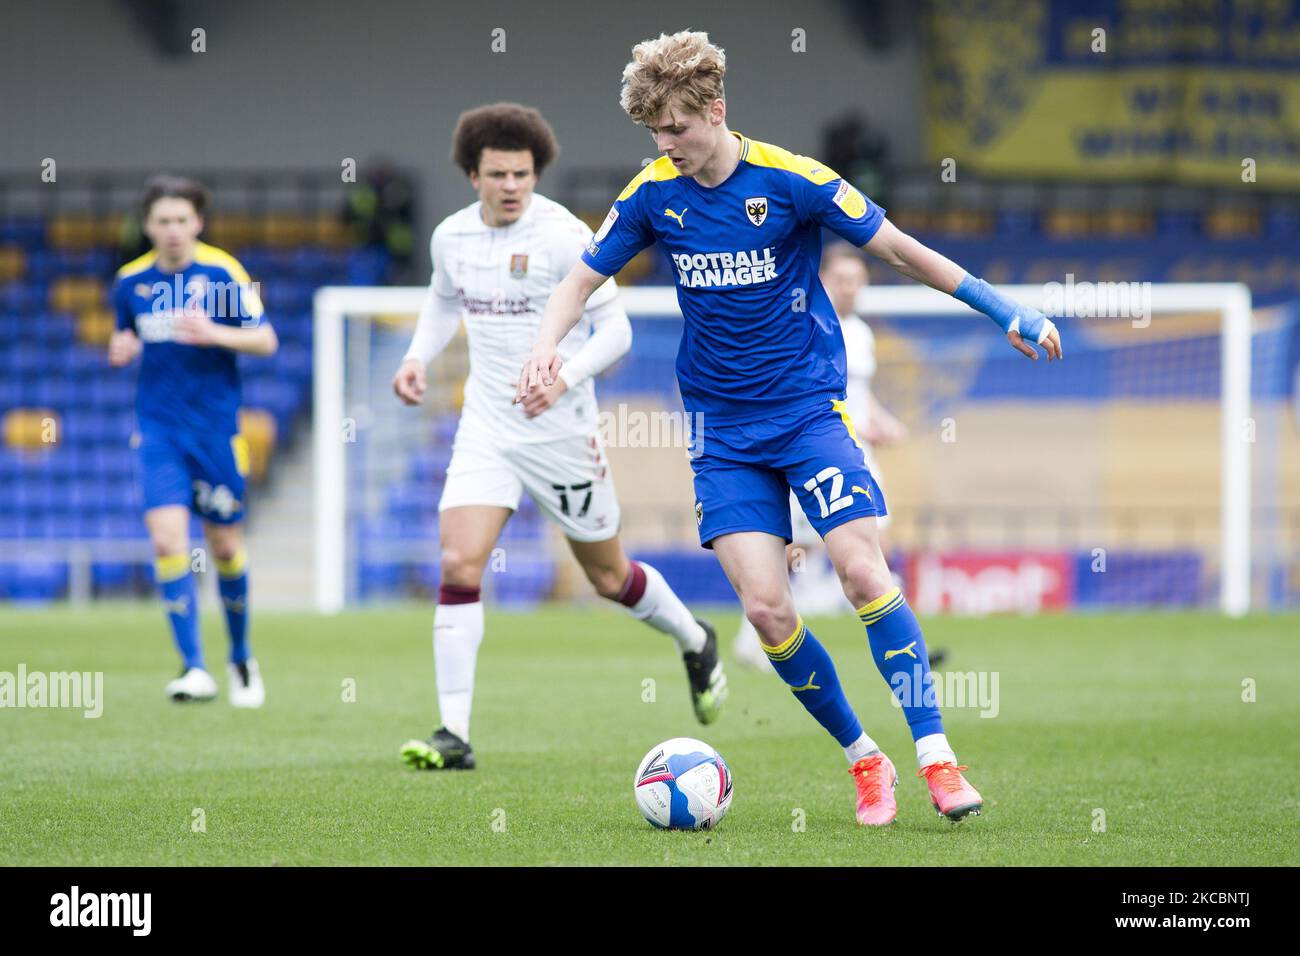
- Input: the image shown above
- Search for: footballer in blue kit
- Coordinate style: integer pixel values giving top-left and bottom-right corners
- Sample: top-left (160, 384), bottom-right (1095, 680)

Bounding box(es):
top-left (579, 126), bottom-right (894, 547)
top-left (109, 176), bottom-right (278, 707)
top-left (520, 31), bottom-right (1063, 826)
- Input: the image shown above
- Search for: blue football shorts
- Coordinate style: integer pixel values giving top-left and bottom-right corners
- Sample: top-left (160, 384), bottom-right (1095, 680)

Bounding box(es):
top-left (134, 427), bottom-right (249, 524)
top-left (688, 398), bottom-right (887, 549)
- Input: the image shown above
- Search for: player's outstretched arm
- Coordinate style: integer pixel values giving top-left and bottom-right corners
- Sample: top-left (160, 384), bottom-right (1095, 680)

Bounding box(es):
top-left (515, 260), bottom-right (609, 403)
top-left (864, 220), bottom-right (1063, 361)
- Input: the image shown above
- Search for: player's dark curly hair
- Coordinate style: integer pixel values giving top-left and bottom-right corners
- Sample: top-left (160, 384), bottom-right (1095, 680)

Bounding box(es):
top-left (450, 103), bottom-right (560, 176)
top-left (140, 175), bottom-right (209, 218)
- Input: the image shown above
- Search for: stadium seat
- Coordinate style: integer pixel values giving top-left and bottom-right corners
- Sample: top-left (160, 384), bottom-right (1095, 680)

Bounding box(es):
top-left (76, 306), bottom-right (116, 346)
top-left (47, 215), bottom-right (101, 251)
top-left (0, 245), bottom-right (26, 282)
top-left (3, 407), bottom-right (59, 450)
top-left (2, 560), bottom-right (69, 602)
top-left (0, 216), bottom-right (44, 250)
top-left (237, 408), bottom-right (277, 482)
top-left (49, 276), bottom-right (105, 313)
top-left (262, 214), bottom-right (314, 248)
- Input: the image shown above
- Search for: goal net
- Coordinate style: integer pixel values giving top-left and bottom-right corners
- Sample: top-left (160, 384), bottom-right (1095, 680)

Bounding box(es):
top-left (314, 283), bottom-right (1295, 616)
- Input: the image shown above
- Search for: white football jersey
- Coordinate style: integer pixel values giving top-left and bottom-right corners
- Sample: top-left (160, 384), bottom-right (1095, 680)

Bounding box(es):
top-left (430, 192), bottom-right (620, 444)
top-left (840, 313), bottom-right (875, 434)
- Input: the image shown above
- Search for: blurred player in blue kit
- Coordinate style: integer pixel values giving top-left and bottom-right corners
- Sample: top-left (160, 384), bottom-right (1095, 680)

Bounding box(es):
top-left (109, 176), bottom-right (277, 707)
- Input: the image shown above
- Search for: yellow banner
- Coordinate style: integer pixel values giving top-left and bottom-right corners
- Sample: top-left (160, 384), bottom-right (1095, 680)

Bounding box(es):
top-left (924, 0), bottom-right (1300, 188)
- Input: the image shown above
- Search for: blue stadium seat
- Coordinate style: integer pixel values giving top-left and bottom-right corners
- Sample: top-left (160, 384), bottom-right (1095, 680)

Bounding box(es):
top-left (67, 344), bottom-right (106, 376)
top-left (410, 562), bottom-right (441, 593)
top-left (2, 560), bottom-right (70, 601)
top-left (24, 250), bottom-right (60, 282)
top-left (0, 216), bottom-right (45, 249)
top-left (57, 249), bottom-right (113, 274)
top-left (358, 560), bottom-right (405, 599)
top-left (92, 562), bottom-right (135, 592)
top-left (490, 555), bottom-right (555, 607)
top-left (346, 249), bottom-right (388, 285)
top-left (0, 282), bottom-right (43, 314)
top-left (0, 377), bottom-right (20, 408)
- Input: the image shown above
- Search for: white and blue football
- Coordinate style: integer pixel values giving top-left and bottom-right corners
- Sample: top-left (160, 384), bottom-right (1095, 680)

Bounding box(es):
top-left (634, 737), bottom-right (734, 830)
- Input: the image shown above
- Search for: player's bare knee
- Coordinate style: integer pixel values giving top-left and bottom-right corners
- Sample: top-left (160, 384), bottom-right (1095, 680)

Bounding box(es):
top-left (840, 554), bottom-right (893, 607)
top-left (439, 546), bottom-right (485, 587)
top-left (745, 597), bottom-right (798, 646)
top-left (206, 532), bottom-right (241, 563)
top-left (150, 532), bottom-right (187, 559)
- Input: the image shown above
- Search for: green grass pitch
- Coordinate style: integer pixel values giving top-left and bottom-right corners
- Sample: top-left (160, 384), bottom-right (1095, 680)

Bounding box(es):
top-left (2, 604), bottom-right (1297, 866)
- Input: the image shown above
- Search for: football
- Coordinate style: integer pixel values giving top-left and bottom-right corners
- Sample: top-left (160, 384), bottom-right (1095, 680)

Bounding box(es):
top-left (633, 737), bottom-right (734, 830)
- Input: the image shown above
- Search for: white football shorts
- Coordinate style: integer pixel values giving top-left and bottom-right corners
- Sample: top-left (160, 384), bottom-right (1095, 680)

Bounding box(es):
top-left (438, 419), bottom-right (621, 543)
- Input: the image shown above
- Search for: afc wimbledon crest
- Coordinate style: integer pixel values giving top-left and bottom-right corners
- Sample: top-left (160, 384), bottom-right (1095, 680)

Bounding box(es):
top-left (509, 254), bottom-right (528, 279)
top-left (744, 197), bottom-right (768, 227)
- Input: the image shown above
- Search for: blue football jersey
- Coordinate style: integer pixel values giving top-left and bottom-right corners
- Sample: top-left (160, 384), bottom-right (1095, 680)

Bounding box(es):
top-left (112, 241), bottom-right (266, 435)
top-left (581, 131), bottom-right (885, 423)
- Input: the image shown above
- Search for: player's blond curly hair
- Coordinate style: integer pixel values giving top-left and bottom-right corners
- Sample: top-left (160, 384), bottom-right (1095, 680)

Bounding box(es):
top-left (619, 30), bottom-right (726, 125)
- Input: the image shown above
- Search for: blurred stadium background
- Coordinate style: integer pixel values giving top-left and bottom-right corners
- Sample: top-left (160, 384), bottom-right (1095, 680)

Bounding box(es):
top-left (1, 0), bottom-right (1297, 614)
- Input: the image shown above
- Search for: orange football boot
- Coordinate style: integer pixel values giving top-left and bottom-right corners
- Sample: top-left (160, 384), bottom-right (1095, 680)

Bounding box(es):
top-left (918, 761), bottom-right (983, 821)
top-left (848, 752), bottom-right (898, 825)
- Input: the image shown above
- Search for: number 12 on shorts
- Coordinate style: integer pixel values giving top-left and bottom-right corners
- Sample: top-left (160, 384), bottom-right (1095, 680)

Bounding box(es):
top-left (803, 466), bottom-right (853, 519)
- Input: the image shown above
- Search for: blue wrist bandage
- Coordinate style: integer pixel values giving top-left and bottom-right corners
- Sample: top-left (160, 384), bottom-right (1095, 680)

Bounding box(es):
top-left (954, 274), bottom-right (1050, 343)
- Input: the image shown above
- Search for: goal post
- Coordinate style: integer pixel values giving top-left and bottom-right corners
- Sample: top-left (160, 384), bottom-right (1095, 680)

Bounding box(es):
top-left (313, 282), bottom-right (1255, 616)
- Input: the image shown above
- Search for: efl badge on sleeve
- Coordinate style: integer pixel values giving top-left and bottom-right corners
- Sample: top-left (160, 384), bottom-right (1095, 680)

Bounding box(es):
top-left (832, 180), bottom-right (867, 219)
top-left (744, 197), bottom-right (768, 227)
top-left (510, 254), bottom-right (529, 278)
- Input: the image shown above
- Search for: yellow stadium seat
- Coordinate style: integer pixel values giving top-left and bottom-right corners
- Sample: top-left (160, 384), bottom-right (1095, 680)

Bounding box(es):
top-left (1205, 207), bottom-right (1261, 239)
top-left (77, 307), bottom-right (116, 347)
top-left (934, 208), bottom-right (993, 237)
top-left (1044, 208), bottom-right (1091, 239)
top-left (50, 276), bottom-right (105, 313)
top-left (97, 215), bottom-right (128, 245)
top-left (4, 408), bottom-right (60, 450)
top-left (1098, 208), bottom-right (1154, 238)
top-left (203, 215), bottom-right (260, 249)
top-left (236, 408), bottom-right (277, 484)
top-left (47, 215), bottom-right (100, 250)
top-left (0, 246), bottom-right (25, 282)
top-left (262, 214), bottom-right (312, 248)
top-left (313, 214), bottom-right (351, 249)
top-left (888, 210), bottom-right (931, 234)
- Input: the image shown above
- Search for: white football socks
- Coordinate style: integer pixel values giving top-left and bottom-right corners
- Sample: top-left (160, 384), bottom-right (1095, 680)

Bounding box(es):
top-left (628, 561), bottom-right (707, 654)
top-left (844, 731), bottom-right (882, 764)
top-left (433, 600), bottom-right (484, 743)
top-left (915, 732), bottom-right (957, 768)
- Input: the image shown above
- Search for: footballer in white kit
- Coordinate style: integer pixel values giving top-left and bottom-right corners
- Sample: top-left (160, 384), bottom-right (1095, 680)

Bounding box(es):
top-left (417, 191), bottom-right (625, 539)
top-left (392, 103), bottom-right (728, 771)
